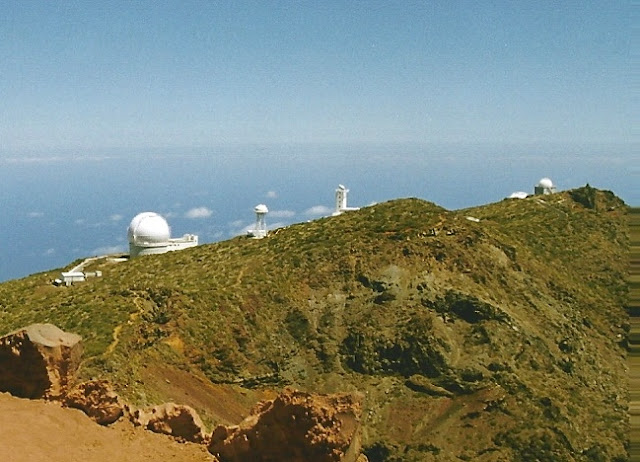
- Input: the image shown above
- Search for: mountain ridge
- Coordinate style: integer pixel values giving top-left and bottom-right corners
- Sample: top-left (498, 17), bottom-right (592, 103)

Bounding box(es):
top-left (0, 185), bottom-right (629, 461)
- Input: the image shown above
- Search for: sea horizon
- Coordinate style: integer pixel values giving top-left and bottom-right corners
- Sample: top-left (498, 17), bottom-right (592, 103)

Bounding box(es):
top-left (1, 141), bottom-right (637, 283)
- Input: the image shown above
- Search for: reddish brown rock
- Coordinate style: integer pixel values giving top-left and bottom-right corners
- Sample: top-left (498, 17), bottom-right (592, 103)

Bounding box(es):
top-left (0, 323), bottom-right (83, 399)
top-left (208, 388), bottom-right (362, 462)
top-left (65, 379), bottom-right (124, 425)
top-left (130, 402), bottom-right (207, 443)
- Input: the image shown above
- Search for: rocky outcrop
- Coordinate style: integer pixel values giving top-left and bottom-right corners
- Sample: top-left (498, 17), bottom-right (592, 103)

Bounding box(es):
top-left (129, 402), bottom-right (207, 443)
top-left (0, 324), bottom-right (82, 399)
top-left (209, 389), bottom-right (362, 462)
top-left (65, 380), bottom-right (124, 425)
top-left (405, 374), bottom-right (453, 397)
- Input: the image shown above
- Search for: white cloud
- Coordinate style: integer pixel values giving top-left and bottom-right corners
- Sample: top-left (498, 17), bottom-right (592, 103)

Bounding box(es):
top-left (269, 209), bottom-right (296, 218)
top-left (74, 218), bottom-right (105, 228)
top-left (304, 205), bottom-right (333, 217)
top-left (266, 190), bottom-right (278, 198)
top-left (91, 245), bottom-right (126, 255)
top-left (185, 207), bottom-right (212, 219)
top-left (27, 211), bottom-right (44, 218)
top-left (43, 248), bottom-right (55, 256)
top-left (110, 214), bottom-right (123, 222)
top-left (229, 219), bottom-right (245, 228)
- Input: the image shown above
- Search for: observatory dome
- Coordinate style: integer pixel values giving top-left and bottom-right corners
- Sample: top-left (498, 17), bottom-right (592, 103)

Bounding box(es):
top-left (254, 204), bottom-right (268, 214)
top-left (128, 212), bottom-right (171, 246)
top-left (538, 177), bottom-right (554, 189)
top-left (509, 191), bottom-right (529, 199)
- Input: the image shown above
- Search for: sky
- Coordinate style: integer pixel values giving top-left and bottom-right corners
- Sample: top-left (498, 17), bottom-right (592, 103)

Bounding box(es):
top-left (0, 1), bottom-right (634, 150)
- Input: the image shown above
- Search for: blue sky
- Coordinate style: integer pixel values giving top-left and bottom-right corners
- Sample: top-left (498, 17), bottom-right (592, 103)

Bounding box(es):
top-left (0, 1), bottom-right (634, 150)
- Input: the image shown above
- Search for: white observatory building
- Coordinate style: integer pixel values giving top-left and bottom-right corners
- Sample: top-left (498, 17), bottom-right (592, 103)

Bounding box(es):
top-left (333, 184), bottom-right (360, 216)
top-left (534, 177), bottom-right (557, 195)
top-left (508, 191), bottom-right (529, 199)
top-left (128, 212), bottom-right (198, 257)
top-left (248, 204), bottom-right (268, 239)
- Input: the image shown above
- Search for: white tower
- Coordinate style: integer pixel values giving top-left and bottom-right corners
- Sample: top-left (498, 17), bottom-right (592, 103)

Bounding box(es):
top-left (249, 204), bottom-right (268, 239)
top-left (334, 184), bottom-right (348, 215)
top-left (333, 184), bottom-right (360, 216)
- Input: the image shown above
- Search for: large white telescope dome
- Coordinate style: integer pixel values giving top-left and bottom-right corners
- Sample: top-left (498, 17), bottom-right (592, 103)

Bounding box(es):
top-left (128, 212), bottom-right (171, 246)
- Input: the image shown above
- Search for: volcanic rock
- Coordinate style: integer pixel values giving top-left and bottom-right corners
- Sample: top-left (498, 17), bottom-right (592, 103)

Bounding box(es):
top-left (65, 379), bottom-right (124, 425)
top-left (0, 323), bottom-right (82, 399)
top-left (208, 388), bottom-right (362, 462)
top-left (129, 402), bottom-right (207, 443)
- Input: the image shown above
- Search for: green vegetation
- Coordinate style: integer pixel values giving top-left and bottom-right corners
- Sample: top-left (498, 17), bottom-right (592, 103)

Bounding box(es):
top-left (0, 186), bottom-right (629, 461)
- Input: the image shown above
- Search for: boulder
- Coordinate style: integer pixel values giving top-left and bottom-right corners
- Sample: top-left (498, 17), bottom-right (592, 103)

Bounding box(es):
top-left (208, 388), bottom-right (362, 462)
top-left (129, 402), bottom-right (207, 443)
top-left (65, 380), bottom-right (124, 425)
top-left (0, 323), bottom-right (83, 399)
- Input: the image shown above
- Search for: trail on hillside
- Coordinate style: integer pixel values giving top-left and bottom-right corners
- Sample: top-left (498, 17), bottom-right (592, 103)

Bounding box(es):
top-left (104, 298), bottom-right (144, 356)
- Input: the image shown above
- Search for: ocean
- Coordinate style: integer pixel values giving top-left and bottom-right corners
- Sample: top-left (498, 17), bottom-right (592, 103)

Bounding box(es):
top-left (1, 142), bottom-right (636, 282)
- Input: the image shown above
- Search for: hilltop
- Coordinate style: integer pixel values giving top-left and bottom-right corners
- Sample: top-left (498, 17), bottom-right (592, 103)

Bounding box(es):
top-left (0, 186), bottom-right (629, 461)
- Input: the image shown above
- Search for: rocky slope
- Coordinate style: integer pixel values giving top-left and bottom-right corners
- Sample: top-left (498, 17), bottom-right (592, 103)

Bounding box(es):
top-left (209, 389), bottom-right (363, 462)
top-left (0, 186), bottom-right (629, 461)
top-left (0, 324), bottom-right (363, 461)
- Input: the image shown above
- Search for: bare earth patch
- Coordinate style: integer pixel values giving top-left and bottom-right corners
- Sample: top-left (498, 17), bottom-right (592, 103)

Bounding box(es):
top-left (0, 392), bottom-right (215, 462)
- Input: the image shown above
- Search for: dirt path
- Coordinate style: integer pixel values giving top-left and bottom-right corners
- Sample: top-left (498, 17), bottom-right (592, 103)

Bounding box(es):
top-left (234, 266), bottom-right (246, 286)
top-left (104, 298), bottom-right (144, 356)
top-left (0, 393), bottom-right (215, 462)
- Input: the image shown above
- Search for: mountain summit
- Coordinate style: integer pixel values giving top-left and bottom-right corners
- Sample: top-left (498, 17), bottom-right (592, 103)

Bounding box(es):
top-left (0, 186), bottom-right (629, 461)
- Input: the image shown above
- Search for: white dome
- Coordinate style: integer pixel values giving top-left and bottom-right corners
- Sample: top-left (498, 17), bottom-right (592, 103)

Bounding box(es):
top-left (254, 204), bottom-right (268, 214)
top-left (509, 191), bottom-right (529, 199)
top-left (538, 177), bottom-right (554, 189)
top-left (128, 212), bottom-right (171, 246)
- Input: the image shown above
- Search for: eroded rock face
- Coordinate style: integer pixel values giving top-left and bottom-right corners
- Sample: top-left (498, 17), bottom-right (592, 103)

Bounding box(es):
top-left (129, 402), bottom-right (207, 443)
top-left (0, 324), bottom-right (83, 399)
top-left (209, 389), bottom-right (362, 462)
top-left (65, 380), bottom-right (123, 425)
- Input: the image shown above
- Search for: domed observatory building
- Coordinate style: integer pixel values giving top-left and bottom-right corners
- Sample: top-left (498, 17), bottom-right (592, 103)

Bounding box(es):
top-left (247, 204), bottom-right (268, 239)
top-left (128, 212), bottom-right (198, 257)
top-left (534, 177), bottom-right (557, 195)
